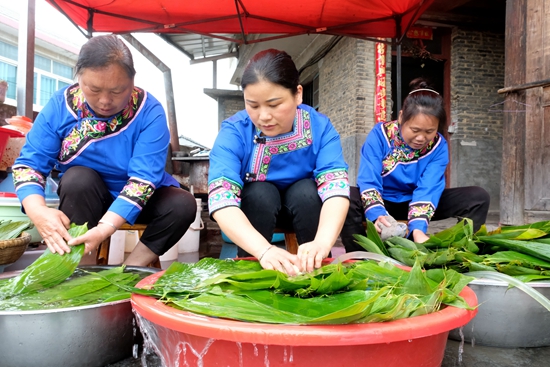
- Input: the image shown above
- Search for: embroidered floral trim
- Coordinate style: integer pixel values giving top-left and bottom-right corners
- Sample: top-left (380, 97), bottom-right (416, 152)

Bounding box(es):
top-left (120, 177), bottom-right (155, 210)
top-left (12, 165), bottom-right (47, 191)
top-left (208, 177), bottom-right (243, 213)
top-left (248, 109), bottom-right (313, 182)
top-left (408, 201), bottom-right (436, 223)
top-left (316, 169), bottom-right (350, 201)
top-left (361, 188), bottom-right (384, 213)
top-left (59, 84), bottom-right (144, 163)
top-left (381, 121), bottom-right (439, 176)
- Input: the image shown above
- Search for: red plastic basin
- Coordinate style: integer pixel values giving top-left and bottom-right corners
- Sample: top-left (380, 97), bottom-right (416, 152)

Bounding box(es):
top-left (131, 265), bottom-right (478, 367)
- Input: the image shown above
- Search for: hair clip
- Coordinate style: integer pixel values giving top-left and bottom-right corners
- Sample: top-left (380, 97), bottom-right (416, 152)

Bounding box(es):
top-left (409, 88), bottom-right (439, 95)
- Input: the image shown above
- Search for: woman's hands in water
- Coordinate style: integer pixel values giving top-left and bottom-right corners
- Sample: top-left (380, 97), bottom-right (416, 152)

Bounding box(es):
top-left (296, 240), bottom-right (331, 273)
top-left (258, 245), bottom-right (303, 275)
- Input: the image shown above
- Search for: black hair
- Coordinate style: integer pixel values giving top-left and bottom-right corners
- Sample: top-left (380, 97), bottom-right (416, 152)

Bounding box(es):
top-left (75, 35), bottom-right (136, 79)
top-left (401, 78), bottom-right (446, 134)
top-left (241, 49), bottom-right (300, 95)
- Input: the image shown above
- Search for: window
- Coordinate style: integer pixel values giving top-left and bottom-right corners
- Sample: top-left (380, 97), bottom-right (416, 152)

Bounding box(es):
top-left (302, 73), bottom-right (320, 110)
top-left (0, 40), bottom-right (74, 108)
top-left (0, 61), bottom-right (17, 99)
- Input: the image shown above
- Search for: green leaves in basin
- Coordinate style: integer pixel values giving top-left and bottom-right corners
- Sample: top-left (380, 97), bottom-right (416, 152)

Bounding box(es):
top-left (0, 223), bottom-right (88, 299)
top-left (136, 257), bottom-right (473, 325)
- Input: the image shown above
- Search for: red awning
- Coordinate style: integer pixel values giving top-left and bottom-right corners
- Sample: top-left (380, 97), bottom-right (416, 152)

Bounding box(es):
top-left (47, 0), bottom-right (434, 44)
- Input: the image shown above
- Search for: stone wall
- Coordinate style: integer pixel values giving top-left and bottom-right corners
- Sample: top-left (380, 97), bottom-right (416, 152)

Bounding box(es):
top-left (449, 29), bottom-right (505, 210)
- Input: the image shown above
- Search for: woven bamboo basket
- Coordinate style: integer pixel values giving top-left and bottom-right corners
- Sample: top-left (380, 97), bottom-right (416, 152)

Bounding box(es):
top-left (0, 231), bottom-right (32, 265)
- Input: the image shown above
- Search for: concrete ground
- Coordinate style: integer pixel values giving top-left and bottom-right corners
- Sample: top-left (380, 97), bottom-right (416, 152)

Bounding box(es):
top-left (109, 212), bottom-right (550, 367)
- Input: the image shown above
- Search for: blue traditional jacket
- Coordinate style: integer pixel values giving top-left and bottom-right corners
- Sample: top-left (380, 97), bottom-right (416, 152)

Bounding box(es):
top-left (357, 121), bottom-right (449, 233)
top-left (13, 84), bottom-right (178, 224)
top-left (208, 104), bottom-right (350, 215)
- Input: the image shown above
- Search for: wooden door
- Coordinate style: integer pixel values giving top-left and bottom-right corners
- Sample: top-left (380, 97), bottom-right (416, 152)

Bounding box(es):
top-left (501, 0), bottom-right (550, 224)
top-left (524, 0), bottom-right (550, 222)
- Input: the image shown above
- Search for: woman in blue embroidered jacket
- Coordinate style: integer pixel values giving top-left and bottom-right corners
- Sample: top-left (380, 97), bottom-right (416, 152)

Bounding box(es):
top-left (208, 49), bottom-right (350, 274)
top-left (341, 78), bottom-right (490, 251)
top-left (12, 35), bottom-right (197, 266)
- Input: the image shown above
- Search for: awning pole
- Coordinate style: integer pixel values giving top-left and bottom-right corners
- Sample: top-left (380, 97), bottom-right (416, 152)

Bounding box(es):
top-left (395, 16), bottom-right (403, 115)
top-left (396, 40), bottom-right (402, 115)
top-left (16, 0), bottom-right (35, 118)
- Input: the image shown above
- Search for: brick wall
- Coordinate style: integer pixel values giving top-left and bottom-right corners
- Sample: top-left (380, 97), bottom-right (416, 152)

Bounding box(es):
top-left (221, 97), bottom-right (244, 120)
top-left (318, 37), bottom-right (389, 185)
top-left (449, 29), bottom-right (505, 210)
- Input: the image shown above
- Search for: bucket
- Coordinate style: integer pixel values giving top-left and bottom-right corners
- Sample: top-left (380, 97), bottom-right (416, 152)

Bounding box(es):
top-left (0, 126), bottom-right (24, 163)
top-left (159, 244), bottom-right (178, 262)
top-left (177, 198), bottom-right (203, 253)
top-left (108, 230), bottom-right (126, 265)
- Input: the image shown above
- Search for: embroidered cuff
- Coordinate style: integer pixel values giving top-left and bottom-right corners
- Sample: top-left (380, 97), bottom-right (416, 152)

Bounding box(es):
top-left (316, 169), bottom-right (350, 202)
top-left (208, 177), bottom-right (242, 214)
top-left (13, 165), bottom-right (47, 192)
top-left (119, 177), bottom-right (155, 210)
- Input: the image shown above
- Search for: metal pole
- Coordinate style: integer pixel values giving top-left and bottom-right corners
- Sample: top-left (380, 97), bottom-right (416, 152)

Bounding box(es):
top-left (213, 60), bottom-right (217, 89)
top-left (16, 0), bottom-right (35, 118)
top-left (120, 34), bottom-right (181, 174)
top-left (396, 42), bottom-right (402, 115)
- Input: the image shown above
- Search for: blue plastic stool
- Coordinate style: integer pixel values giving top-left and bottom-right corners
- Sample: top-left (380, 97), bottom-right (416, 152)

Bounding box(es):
top-left (219, 231), bottom-right (287, 260)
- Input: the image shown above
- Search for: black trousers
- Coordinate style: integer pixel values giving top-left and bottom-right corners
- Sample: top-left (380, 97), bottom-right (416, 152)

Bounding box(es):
top-left (57, 166), bottom-right (197, 256)
top-left (340, 185), bottom-right (490, 252)
top-left (238, 179), bottom-right (322, 257)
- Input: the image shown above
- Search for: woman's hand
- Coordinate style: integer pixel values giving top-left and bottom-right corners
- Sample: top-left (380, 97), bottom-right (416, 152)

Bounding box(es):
top-left (412, 229), bottom-right (430, 243)
top-left (374, 215), bottom-right (392, 233)
top-left (297, 240), bottom-right (331, 273)
top-left (28, 207), bottom-right (72, 255)
top-left (68, 224), bottom-right (112, 254)
top-left (258, 245), bottom-right (302, 275)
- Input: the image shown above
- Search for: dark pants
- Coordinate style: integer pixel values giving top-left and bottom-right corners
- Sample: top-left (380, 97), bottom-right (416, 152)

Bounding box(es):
top-left (57, 166), bottom-right (197, 256)
top-left (340, 185), bottom-right (490, 252)
top-left (238, 179), bottom-right (322, 257)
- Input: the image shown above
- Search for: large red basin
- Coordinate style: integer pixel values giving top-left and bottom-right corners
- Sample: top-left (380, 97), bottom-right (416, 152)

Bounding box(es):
top-left (132, 269), bottom-right (477, 367)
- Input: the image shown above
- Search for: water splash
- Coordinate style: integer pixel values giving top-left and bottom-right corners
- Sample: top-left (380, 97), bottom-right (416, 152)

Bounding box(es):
top-left (263, 344), bottom-right (270, 367)
top-left (253, 343), bottom-right (258, 357)
top-left (133, 310), bottom-right (168, 367)
top-left (470, 324), bottom-right (475, 347)
top-left (236, 342), bottom-right (243, 367)
top-left (289, 346), bottom-right (294, 363)
top-left (457, 326), bottom-right (465, 364)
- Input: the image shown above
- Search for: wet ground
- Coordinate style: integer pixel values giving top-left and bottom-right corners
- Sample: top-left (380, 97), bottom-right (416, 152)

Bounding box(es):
top-left (108, 213), bottom-right (550, 367)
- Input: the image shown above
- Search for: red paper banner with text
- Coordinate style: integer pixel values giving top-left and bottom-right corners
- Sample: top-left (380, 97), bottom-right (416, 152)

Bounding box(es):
top-left (375, 42), bottom-right (387, 123)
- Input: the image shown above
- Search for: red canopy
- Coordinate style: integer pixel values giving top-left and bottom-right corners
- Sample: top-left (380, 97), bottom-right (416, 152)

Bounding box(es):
top-left (47, 0), bottom-right (433, 43)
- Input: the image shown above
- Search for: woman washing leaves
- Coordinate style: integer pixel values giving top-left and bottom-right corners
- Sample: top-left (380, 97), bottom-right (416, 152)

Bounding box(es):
top-left (13, 35), bottom-right (197, 266)
top-left (340, 78), bottom-right (490, 252)
top-left (208, 49), bottom-right (350, 275)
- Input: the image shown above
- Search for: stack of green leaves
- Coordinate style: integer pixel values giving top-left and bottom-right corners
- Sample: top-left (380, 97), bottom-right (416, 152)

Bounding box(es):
top-left (129, 257), bottom-right (474, 324)
top-left (0, 220), bottom-right (33, 240)
top-left (354, 219), bottom-right (550, 282)
top-left (0, 223), bottom-right (148, 310)
top-left (0, 266), bottom-right (142, 311)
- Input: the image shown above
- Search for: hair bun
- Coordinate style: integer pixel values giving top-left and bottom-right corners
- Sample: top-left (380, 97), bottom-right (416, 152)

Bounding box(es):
top-left (409, 77), bottom-right (433, 93)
